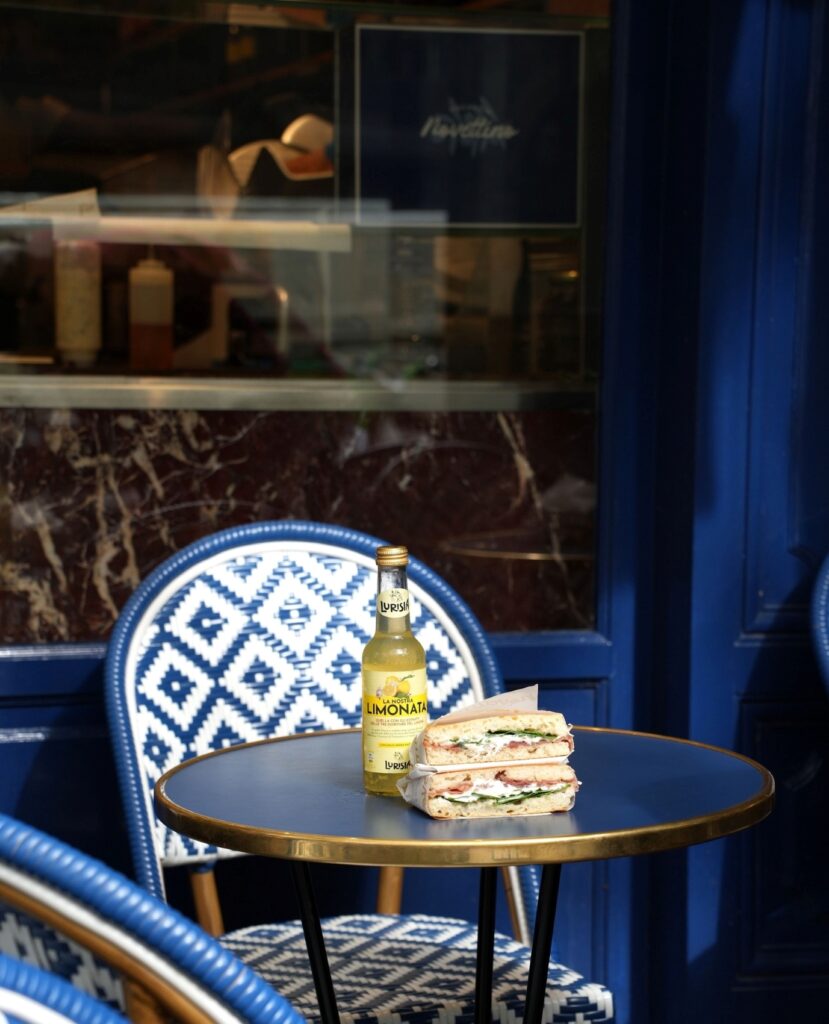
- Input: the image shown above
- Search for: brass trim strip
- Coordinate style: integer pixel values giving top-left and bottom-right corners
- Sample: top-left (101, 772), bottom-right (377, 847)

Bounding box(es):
top-left (439, 542), bottom-right (592, 563)
top-left (154, 727), bottom-right (775, 868)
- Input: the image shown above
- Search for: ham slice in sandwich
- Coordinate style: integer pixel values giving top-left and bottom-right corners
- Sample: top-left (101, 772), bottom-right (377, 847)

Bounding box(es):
top-left (398, 708), bottom-right (579, 820)
top-left (410, 709), bottom-right (573, 765)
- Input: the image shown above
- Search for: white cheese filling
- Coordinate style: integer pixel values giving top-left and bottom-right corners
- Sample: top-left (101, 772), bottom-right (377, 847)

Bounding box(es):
top-left (440, 779), bottom-right (566, 803)
top-left (455, 733), bottom-right (564, 755)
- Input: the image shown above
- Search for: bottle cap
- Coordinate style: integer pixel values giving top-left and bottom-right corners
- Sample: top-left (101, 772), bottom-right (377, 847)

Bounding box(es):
top-left (129, 257), bottom-right (173, 282)
top-left (376, 545), bottom-right (408, 567)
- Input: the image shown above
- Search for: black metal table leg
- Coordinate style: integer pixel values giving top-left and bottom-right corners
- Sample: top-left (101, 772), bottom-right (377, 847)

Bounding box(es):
top-left (475, 867), bottom-right (498, 1024)
top-left (290, 860), bottom-right (340, 1024)
top-left (523, 863), bottom-right (562, 1024)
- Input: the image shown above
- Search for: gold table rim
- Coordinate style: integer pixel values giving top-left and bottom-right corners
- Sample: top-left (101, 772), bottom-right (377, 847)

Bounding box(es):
top-left (154, 726), bottom-right (775, 867)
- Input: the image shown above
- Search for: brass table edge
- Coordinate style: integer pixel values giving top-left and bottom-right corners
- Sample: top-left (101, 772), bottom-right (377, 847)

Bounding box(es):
top-left (154, 726), bottom-right (775, 867)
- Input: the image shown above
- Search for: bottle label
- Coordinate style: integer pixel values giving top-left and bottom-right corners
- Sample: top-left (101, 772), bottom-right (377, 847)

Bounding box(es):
top-left (362, 667), bottom-right (428, 774)
top-left (377, 588), bottom-right (410, 624)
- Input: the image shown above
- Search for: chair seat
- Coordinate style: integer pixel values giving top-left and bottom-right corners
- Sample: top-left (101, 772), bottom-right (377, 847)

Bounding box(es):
top-left (222, 913), bottom-right (614, 1024)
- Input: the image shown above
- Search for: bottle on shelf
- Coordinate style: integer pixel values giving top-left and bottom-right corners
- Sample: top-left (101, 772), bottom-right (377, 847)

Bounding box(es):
top-left (54, 239), bottom-right (102, 368)
top-left (361, 545), bottom-right (428, 796)
top-left (129, 255), bottom-right (174, 372)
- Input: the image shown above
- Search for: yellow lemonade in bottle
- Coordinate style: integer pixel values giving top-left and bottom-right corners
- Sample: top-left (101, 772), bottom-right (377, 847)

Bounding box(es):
top-left (362, 546), bottom-right (428, 795)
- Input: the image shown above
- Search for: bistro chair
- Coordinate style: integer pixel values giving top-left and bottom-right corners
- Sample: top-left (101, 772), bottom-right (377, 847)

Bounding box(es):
top-left (0, 812), bottom-right (306, 1024)
top-left (810, 551), bottom-right (829, 696)
top-left (104, 519), bottom-right (614, 1023)
top-left (0, 953), bottom-right (127, 1024)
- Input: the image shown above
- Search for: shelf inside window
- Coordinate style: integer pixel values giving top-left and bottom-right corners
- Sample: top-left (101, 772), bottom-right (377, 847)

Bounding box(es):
top-left (0, 374), bottom-right (596, 412)
top-left (0, 212), bottom-right (352, 253)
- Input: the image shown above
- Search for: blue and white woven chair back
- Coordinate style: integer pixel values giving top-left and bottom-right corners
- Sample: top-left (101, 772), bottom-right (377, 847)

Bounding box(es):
top-left (0, 953), bottom-right (126, 1024)
top-left (105, 523), bottom-right (530, 900)
top-left (0, 813), bottom-right (305, 1024)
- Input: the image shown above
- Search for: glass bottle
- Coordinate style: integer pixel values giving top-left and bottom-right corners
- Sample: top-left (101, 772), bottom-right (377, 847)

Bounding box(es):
top-left (361, 545), bottom-right (428, 796)
top-left (54, 240), bottom-right (102, 368)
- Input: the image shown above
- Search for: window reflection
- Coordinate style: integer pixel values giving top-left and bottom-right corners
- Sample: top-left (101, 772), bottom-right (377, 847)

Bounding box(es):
top-left (0, 1), bottom-right (607, 636)
top-left (0, 2), bottom-right (608, 386)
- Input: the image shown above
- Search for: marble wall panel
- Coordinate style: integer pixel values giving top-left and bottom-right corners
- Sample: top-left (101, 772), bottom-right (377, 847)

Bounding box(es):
top-left (0, 408), bottom-right (595, 643)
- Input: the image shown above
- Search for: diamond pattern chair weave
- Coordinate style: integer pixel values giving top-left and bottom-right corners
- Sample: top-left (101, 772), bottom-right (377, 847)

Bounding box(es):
top-left (104, 521), bottom-right (614, 1023)
top-left (107, 524), bottom-right (501, 886)
top-left (223, 914), bottom-right (614, 1024)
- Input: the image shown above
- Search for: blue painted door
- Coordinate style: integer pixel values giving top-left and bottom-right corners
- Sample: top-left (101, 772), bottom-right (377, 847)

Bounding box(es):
top-left (642, 0), bottom-right (829, 1019)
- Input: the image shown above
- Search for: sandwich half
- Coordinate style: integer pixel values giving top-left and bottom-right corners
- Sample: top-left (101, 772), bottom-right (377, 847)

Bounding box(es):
top-left (410, 710), bottom-right (573, 766)
top-left (401, 763), bottom-right (579, 819)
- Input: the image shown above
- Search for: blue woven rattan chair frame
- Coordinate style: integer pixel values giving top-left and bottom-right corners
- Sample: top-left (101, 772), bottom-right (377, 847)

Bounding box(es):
top-left (104, 520), bottom-right (614, 1023)
top-left (0, 952), bottom-right (127, 1024)
top-left (810, 552), bottom-right (829, 697)
top-left (0, 813), bottom-right (305, 1024)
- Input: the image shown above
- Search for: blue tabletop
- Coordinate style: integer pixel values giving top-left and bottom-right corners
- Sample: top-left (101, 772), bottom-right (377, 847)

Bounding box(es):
top-left (155, 728), bottom-right (774, 866)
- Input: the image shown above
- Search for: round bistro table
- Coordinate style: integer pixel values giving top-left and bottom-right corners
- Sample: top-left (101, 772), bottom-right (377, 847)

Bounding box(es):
top-left (155, 727), bottom-right (774, 1024)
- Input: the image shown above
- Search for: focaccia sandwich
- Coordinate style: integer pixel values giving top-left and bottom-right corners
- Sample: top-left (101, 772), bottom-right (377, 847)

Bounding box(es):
top-left (409, 709), bottom-right (573, 766)
top-left (400, 762), bottom-right (579, 819)
top-left (398, 709), bottom-right (579, 819)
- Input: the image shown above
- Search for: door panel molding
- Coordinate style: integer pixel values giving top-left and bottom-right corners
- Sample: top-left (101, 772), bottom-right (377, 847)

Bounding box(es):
top-left (740, 700), bottom-right (829, 976)
top-left (744, 0), bottom-right (827, 634)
